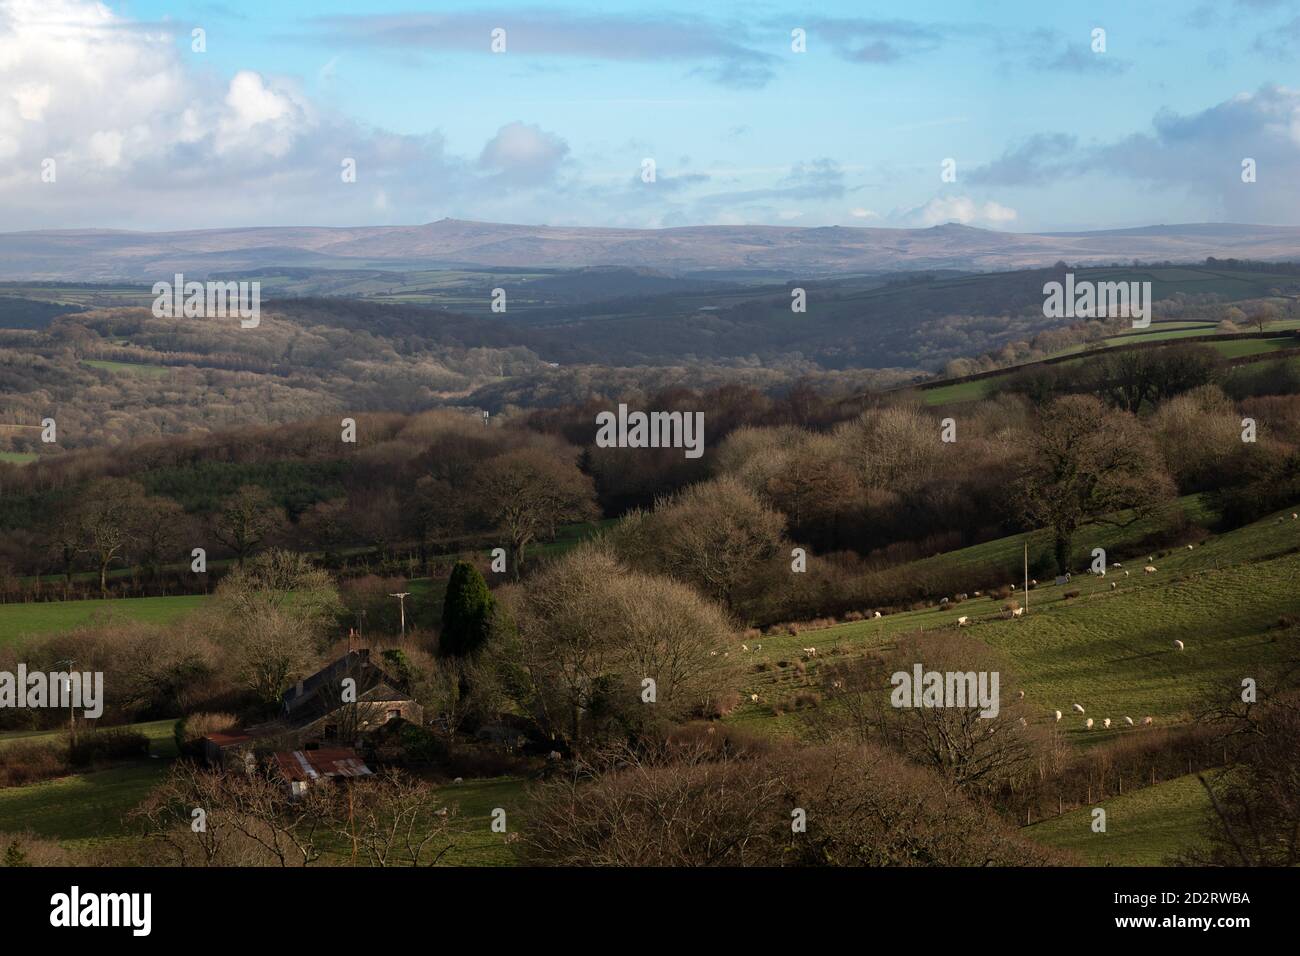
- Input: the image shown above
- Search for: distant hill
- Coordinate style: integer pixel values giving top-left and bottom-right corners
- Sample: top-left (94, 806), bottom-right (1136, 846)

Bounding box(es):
top-left (8, 219), bottom-right (1300, 281)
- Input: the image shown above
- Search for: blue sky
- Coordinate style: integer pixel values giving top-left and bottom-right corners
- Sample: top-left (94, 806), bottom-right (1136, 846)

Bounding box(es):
top-left (4, 0), bottom-right (1300, 230)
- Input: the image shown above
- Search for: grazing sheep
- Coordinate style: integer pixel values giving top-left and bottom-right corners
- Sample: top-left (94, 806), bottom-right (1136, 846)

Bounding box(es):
top-left (1012, 607), bottom-right (1025, 618)
top-left (710, 651), bottom-right (718, 656)
top-left (1085, 718), bottom-right (1095, 730)
top-left (940, 597), bottom-right (949, 605)
top-left (1292, 513), bottom-right (1298, 520)
top-left (1010, 584), bottom-right (1017, 590)
top-left (1103, 718), bottom-right (1112, 729)
top-left (1113, 562), bottom-right (1122, 568)
top-left (957, 616), bottom-right (969, 626)
top-left (1030, 579), bottom-right (1038, 586)
top-left (756, 643), bottom-right (761, 651)
top-left (453, 777), bottom-right (464, 784)
top-left (802, 647), bottom-right (818, 657)
top-left (750, 693), bottom-right (759, 702)
top-left (1148, 556), bottom-right (1154, 562)
top-left (1054, 710), bottom-right (1063, 722)
top-left (1124, 570), bottom-right (1130, 577)
top-left (1072, 704), bottom-right (1085, 714)
top-left (1110, 581), bottom-right (1118, 590)
top-left (1187, 544), bottom-right (1195, 550)
top-left (1144, 565), bottom-right (1158, 574)
top-left (1017, 690), bottom-right (1025, 700)
top-left (742, 643), bottom-right (749, 651)
top-left (1123, 716), bottom-right (1134, 726)
top-left (973, 591), bottom-right (981, 597)
top-left (1174, 639), bottom-right (1185, 651)
top-left (1142, 716), bottom-right (1154, 725)
top-left (873, 611), bottom-right (882, 619)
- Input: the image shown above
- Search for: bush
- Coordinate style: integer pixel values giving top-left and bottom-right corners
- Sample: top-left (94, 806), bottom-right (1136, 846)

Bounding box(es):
top-left (67, 729), bottom-right (150, 767)
top-left (0, 741), bottom-right (70, 788)
top-left (174, 712), bottom-right (240, 758)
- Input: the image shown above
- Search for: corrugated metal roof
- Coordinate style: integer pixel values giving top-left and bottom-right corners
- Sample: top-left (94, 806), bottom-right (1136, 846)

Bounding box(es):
top-left (273, 747), bottom-right (374, 783)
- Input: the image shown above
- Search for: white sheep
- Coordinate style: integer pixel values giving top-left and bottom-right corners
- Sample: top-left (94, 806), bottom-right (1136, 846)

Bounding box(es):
top-left (1174, 639), bottom-right (1185, 651)
top-left (873, 611), bottom-right (882, 619)
top-left (1103, 718), bottom-right (1112, 729)
top-left (802, 647), bottom-right (818, 657)
top-left (1054, 710), bottom-right (1063, 722)
top-left (741, 643), bottom-right (749, 651)
top-left (1142, 716), bottom-right (1153, 725)
top-left (453, 777), bottom-right (464, 784)
top-left (1187, 544), bottom-right (1194, 550)
top-left (957, 616), bottom-right (968, 626)
top-left (1123, 716), bottom-right (1134, 726)
top-left (1113, 562), bottom-right (1122, 568)
top-left (1124, 570), bottom-right (1130, 577)
top-left (1292, 513), bottom-right (1298, 520)
top-left (1017, 690), bottom-right (1025, 700)
top-left (1085, 718), bottom-right (1095, 730)
top-left (1110, 581), bottom-right (1118, 590)
top-left (1012, 607), bottom-right (1025, 618)
top-left (1072, 704), bottom-right (1085, 714)
top-left (1144, 565), bottom-right (1158, 574)
top-left (750, 693), bottom-right (759, 702)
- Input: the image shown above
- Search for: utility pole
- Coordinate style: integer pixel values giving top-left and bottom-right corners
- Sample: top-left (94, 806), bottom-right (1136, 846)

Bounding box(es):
top-left (389, 592), bottom-right (411, 637)
top-left (57, 658), bottom-right (77, 746)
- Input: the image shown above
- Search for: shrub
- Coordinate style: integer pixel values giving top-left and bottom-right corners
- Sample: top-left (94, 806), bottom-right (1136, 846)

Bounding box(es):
top-left (68, 729), bottom-right (150, 767)
top-left (0, 741), bottom-right (70, 788)
top-left (174, 712), bottom-right (240, 758)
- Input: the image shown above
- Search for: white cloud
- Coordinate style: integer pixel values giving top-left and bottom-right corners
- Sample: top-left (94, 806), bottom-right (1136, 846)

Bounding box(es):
top-left (899, 195), bottom-right (1018, 227)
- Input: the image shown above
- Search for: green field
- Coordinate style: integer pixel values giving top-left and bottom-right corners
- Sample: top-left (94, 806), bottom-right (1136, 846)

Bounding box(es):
top-left (0, 594), bottom-right (209, 643)
top-left (0, 451), bottom-right (38, 465)
top-left (725, 504), bottom-right (1300, 732)
top-left (81, 359), bottom-right (172, 378)
top-left (1026, 773), bottom-right (1211, 865)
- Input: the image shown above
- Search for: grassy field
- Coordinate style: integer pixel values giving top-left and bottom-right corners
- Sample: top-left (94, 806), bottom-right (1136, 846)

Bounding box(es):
top-left (0, 594), bottom-right (209, 643)
top-left (1026, 773), bottom-right (1211, 865)
top-left (0, 451), bottom-right (38, 465)
top-left (0, 718), bottom-right (179, 752)
top-left (724, 504), bottom-right (1300, 732)
top-left (81, 359), bottom-right (172, 378)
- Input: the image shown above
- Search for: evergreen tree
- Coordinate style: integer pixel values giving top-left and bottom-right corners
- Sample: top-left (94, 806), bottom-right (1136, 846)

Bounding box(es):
top-left (440, 561), bottom-right (494, 657)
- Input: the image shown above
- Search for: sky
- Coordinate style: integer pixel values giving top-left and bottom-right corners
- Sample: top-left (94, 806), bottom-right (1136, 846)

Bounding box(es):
top-left (2, 0), bottom-right (1300, 232)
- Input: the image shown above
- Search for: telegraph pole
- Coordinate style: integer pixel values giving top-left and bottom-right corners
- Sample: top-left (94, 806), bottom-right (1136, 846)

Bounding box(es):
top-left (389, 592), bottom-right (410, 637)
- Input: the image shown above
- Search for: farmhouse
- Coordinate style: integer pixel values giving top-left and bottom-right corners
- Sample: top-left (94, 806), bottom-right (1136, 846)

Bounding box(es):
top-left (202, 649), bottom-right (422, 766)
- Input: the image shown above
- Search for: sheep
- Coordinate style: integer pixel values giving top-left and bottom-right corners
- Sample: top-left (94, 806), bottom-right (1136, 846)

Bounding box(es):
top-left (750, 693), bottom-right (759, 703)
top-left (756, 643), bottom-right (761, 651)
top-left (1110, 581), bottom-right (1118, 590)
top-left (1103, 718), bottom-right (1112, 729)
top-left (1012, 606), bottom-right (1025, 617)
top-left (1292, 513), bottom-right (1298, 520)
top-left (940, 597), bottom-right (949, 605)
top-left (1030, 579), bottom-right (1038, 586)
top-left (802, 647), bottom-right (818, 657)
top-left (1017, 690), bottom-right (1025, 700)
top-left (1054, 710), bottom-right (1063, 722)
top-left (1142, 716), bottom-right (1154, 725)
top-left (1187, 544), bottom-right (1195, 550)
top-left (1174, 639), bottom-right (1185, 651)
top-left (453, 777), bottom-right (464, 784)
top-left (957, 616), bottom-right (969, 626)
top-left (1010, 583), bottom-right (1017, 590)
top-left (1124, 570), bottom-right (1130, 577)
top-left (1123, 716), bottom-right (1134, 726)
top-left (1113, 562), bottom-right (1122, 568)
top-left (1072, 704), bottom-right (1085, 714)
top-left (1144, 565), bottom-right (1158, 574)
top-left (973, 591), bottom-right (981, 597)
top-left (741, 643), bottom-right (749, 652)
top-left (1085, 718), bottom-right (1095, 730)
top-left (1148, 556), bottom-right (1154, 562)
top-left (873, 611), bottom-right (882, 619)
